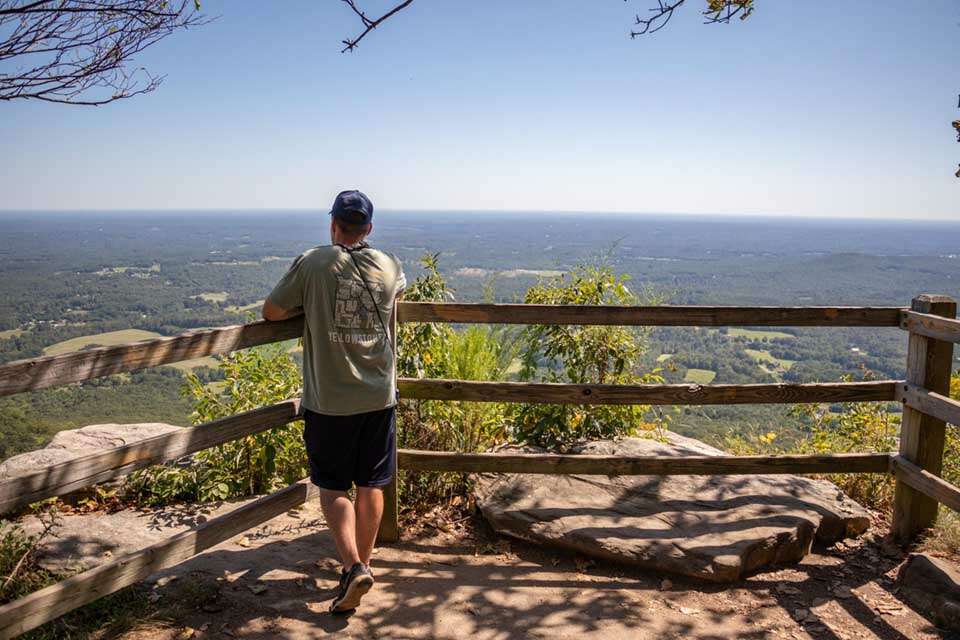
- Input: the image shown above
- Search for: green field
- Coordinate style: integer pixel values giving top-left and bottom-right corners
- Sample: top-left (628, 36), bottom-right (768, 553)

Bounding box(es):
top-left (655, 353), bottom-right (673, 363)
top-left (683, 368), bottom-right (716, 384)
top-left (727, 328), bottom-right (795, 340)
top-left (226, 300), bottom-right (263, 313)
top-left (744, 348), bottom-right (796, 370)
top-left (43, 330), bottom-right (216, 371)
top-left (745, 348), bottom-right (796, 381)
top-left (193, 291), bottom-right (229, 303)
top-left (0, 328), bottom-right (24, 340)
top-left (43, 329), bottom-right (162, 355)
top-left (166, 356), bottom-right (221, 372)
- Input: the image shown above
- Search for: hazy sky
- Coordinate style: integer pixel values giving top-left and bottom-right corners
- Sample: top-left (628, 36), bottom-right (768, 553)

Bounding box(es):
top-left (3, 1), bottom-right (959, 219)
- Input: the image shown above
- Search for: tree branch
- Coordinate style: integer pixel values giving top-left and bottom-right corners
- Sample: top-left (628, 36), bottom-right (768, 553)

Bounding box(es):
top-left (630, 0), bottom-right (753, 38)
top-left (0, 0), bottom-right (210, 105)
top-left (340, 0), bottom-right (413, 53)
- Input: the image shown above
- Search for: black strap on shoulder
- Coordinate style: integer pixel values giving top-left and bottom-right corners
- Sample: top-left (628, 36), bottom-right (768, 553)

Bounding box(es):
top-left (336, 243), bottom-right (393, 353)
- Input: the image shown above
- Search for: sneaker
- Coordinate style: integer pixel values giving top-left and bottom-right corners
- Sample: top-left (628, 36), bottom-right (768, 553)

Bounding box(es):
top-left (329, 563), bottom-right (374, 613)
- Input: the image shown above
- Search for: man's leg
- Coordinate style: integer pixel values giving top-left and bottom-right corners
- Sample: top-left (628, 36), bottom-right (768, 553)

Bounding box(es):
top-left (319, 489), bottom-right (362, 570)
top-left (355, 486), bottom-right (384, 566)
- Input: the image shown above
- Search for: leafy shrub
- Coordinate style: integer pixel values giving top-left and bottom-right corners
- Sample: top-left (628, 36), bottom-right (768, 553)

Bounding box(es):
top-left (395, 255), bottom-right (512, 509)
top-left (0, 507), bottom-right (60, 605)
top-left (511, 263), bottom-right (667, 450)
top-left (125, 345), bottom-right (304, 505)
top-left (725, 372), bottom-right (960, 519)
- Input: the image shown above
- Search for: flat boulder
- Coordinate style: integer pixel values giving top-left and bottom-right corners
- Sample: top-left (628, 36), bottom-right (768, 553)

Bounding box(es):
top-left (473, 433), bottom-right (870, 582)
top-left (0, 422), bottom-right (183, 481)
top-left (898, 553), bottom-right (960, 631)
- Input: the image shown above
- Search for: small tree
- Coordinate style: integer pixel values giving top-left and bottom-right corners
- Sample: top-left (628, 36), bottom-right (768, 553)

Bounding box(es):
top-left (125, 345), bottom-right (304, 505)
top-left (512, 263), bottom-right (668, 449)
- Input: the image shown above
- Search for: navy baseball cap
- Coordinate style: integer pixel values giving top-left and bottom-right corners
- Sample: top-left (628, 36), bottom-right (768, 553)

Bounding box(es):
top-left (329, 190), bottom-right (374, 225)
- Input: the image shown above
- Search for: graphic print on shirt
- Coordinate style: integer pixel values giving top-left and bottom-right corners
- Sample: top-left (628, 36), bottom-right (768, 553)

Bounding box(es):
top-left (331, 273), bottom-right (385, 345)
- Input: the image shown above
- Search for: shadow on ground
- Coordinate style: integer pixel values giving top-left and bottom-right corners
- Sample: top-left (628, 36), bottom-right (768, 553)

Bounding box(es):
top-left (114, 503), bottom-right (950, 640)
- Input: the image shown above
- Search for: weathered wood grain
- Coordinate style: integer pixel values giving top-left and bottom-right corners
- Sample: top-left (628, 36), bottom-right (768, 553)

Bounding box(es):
top-left (0, 479), bottom-right (317, 640)
top-left (0, 399), bottom-right (302, 515)
top-left (896, 383), bottom-right (960, 428)
top-left (901, 309), bottom-right (960, 344)
top-left (893, 295), bottom-right (957, 542)
top-left (399, 302), bottom-right (904, 327)
top-left (0, 302), bottom-right (909, 398)
top-left (398, 379), bottom-right (898, 405)
top-left (378, 307), bottom-right (400, 543)
top-left (892, 455), bottom-right (960, 514)
top-left (397, 449), bottom-right (893, 475)
top-left (0, 317), bottom-right (304, 397)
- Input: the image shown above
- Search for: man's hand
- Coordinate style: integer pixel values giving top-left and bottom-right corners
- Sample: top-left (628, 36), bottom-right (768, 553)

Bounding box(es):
top-left (262, 299), bottom-right (302, 322)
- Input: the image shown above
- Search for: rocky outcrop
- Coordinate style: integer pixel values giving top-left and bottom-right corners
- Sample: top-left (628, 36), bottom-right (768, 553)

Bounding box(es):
top-left (898, 553), bottom-right (960, 631)
top-left (473, 433), bottom-right (870, 582)
top-left (0, 422), bottom-right (183, 481)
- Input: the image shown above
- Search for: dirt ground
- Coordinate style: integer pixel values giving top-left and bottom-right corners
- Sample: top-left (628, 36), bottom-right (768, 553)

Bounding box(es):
top-left (73, 501), bottom-right (954, 640)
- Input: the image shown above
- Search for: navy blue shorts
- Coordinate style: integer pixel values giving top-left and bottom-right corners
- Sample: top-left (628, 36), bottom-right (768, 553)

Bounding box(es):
top-left (302, 406), bottom-right (396, 492)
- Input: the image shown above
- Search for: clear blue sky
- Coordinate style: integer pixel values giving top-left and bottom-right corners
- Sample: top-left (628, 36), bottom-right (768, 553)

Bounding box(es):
top-left (3, 1), bottom-right (958, 219)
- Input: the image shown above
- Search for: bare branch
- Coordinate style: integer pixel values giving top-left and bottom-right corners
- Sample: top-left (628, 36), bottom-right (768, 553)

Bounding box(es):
top-left (0, 0), bottom-right (210, 106)
top-left (631, 0), bottom-right (687, 38)
top-left (630, 0), bottom-right (753, 38)
top-left (340, 0), bottom-right (413, 53)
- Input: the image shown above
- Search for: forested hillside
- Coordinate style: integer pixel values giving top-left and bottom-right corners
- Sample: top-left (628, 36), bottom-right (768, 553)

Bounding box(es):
top-left (1, 211), bottom-right (958, 461)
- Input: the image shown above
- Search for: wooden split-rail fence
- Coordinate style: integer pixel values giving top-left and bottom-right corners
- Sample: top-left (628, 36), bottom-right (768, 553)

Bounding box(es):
top-left (0, 295), bottom-right (958, 637)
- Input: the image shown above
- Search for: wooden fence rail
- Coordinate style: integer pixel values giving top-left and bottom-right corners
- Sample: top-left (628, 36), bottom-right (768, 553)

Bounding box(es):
top-left (400, 302), bottom-right (904, 327)
top-left (0, 479), bottom-right (318, 640)
top-left (891, 456), bottom-right (960, 514)
top-left (896, 384), bottom-right (960, 429)
top-left (0, 303), bottom-right (906, 398)
top-left (399, 379), bottom-right (898, 405)
top-left (398, 449), bottom-right (893, 476)
top-left (0, 400), bottom-right (302, 516)
top-left (0, 318), bottom-right (304, 397)
top-left (900, 310), bottom-right (960, 344)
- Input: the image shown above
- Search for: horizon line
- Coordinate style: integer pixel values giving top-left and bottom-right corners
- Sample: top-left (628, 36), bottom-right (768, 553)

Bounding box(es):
top-left (1, 207), bottom-right (959, 224)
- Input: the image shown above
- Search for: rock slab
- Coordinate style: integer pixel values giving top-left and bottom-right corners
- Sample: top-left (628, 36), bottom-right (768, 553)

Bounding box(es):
top-left (898, 553), bottom-right (960, 631)
top-left (0, 422), bottom-right (182, 481)
top-left (473, 434), bottom-right (870, 582)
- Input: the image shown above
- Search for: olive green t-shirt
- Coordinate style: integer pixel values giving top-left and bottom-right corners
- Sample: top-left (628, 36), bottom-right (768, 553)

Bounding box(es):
top-left (267, 244), bottom-right (406, 416)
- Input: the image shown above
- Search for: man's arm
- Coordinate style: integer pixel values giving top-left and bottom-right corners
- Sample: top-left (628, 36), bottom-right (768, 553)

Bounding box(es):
top-left (262, 298), bottom-right (302, 322)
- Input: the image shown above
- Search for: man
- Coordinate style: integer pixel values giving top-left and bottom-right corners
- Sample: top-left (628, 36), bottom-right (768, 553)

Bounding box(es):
top-left (262, 190), bottom-right (406, 613)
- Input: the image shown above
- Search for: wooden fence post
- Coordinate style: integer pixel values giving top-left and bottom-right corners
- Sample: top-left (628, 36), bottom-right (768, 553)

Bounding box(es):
top-left (892, 294), bottom-right (957, 543)
top-left (378, 306), bottom-right (400, 543)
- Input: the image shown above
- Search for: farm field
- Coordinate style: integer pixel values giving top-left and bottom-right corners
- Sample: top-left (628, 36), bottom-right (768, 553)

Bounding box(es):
top-left (166, 356), bottom-right (221, 371)
top-left (0, 328), bottom-right (24, 340)
top-left (226, 300), bottom-right (263, 313)
top-left (43, 329), bottom-right (162, 355)
top-left (726, 328), bottom-right (795, 340)
top-left (683, 368), bottom-right (716, 384)
top-left (193, 291), bottom-right (229, 303)
top-left (744, 348), bottom-right (796, 370)
top-left (43, 330), bottom-right (218, 371)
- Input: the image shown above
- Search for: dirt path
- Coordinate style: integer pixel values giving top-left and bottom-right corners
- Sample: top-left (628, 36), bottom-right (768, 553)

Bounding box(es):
top-left (75, 501), bottom-right (947, 640)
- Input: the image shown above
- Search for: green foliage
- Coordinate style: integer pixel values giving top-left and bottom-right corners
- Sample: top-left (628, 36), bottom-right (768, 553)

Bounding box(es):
top-left (395, 255), bottom-right (513, 509)
top-left (798, 400), bottom-right (900, 510)
top-left (0, 507), bottom-right (60, 605)
top-left (512, 263), bottom-right (667, 450)
top-left (396, 253), bottom-right (455, 379)
top-left (726, 372), bottom-right (960, 517)
top-left (0, 369), bottom-right (192, 462)
top-left (125, 346), bottom-right (303, 505)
